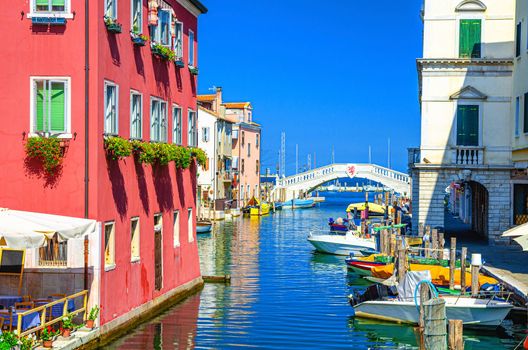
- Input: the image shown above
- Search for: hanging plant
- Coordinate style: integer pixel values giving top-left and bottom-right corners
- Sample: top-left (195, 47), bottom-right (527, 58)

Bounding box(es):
top-left (131, 140), bottom-right (157, 164)
top-left (174, 146), bottom-right (191, 169)
top-left (151, 43), bottom-right (176, 61)
top-left (104, 136), bottom-right (132, 160)
top-left (189, 147), bottom-right (207, 168)
top-left (25, 137), bottom-right (64, 175)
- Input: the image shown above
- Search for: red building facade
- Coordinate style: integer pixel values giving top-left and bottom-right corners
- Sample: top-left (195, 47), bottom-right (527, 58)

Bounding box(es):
top-left (0, 0), bottom-right (206, 327)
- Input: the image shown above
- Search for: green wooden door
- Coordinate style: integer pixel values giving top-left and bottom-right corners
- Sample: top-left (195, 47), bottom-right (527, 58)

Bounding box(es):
top-left (460, 20), bottom-right (481, 58)
top-left (457, 105), bottom-right (479, 146)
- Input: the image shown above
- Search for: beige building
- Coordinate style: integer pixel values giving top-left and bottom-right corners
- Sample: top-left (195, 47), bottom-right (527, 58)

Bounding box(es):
top-left (411, 0), bottom-right (515, 244)
top-left (197, 88), bottom-right (235, 216)
top-left (224, 102), bottom-right (262, 206)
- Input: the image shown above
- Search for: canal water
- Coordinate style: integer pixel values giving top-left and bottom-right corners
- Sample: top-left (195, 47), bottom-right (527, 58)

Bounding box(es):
top-left (104, 192), bottom-right (526, 349)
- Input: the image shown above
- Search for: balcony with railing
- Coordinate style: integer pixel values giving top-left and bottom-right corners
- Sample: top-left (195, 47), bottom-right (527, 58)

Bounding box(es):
top-left (452, 146), bottom-right (484, 166)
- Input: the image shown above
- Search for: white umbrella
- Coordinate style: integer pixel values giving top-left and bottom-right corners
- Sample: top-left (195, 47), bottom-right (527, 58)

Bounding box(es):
top-left (514, 235), bottom-right (528, 251)
top-left (0, 208), bottom-right (96, 249)
top-left (502, 222), bottom-right (528, 237)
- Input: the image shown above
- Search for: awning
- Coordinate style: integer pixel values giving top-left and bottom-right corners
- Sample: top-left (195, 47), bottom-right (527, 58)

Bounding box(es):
top-left (502, 222), bottom-right (528, 237)
top-left (0, 208), bottom-right (96, 249)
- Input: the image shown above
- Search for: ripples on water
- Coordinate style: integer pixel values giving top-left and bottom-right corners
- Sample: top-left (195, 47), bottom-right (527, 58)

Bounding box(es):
top-left (104, 192), bottom-right (526, 349)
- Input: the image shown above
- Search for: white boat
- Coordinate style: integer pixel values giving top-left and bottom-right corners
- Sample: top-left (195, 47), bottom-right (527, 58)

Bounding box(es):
top-left (307, 231), bottom-right (376, 256)
top-left (351, 271), bottom-right (513, 328)
top-left (353, 296), bottom-right (512, 328)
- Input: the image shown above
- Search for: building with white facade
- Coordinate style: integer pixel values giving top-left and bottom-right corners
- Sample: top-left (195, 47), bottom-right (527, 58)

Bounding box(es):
top-left (410, 0), bottom-right (515, 244)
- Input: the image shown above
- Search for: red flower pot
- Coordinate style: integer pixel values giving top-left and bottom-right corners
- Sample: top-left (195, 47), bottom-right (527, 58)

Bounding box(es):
top-left (43, 340), bottom-right (53, 348)
top-left (86, 319), bottom-right (95, 329)
top-left (62, 328), bottom-right (71, 338)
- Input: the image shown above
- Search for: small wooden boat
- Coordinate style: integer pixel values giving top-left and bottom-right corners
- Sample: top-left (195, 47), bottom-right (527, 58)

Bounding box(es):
top-left (282, 198), bottom-right (315, 209)
top-left (196, 220), bottom-right (212, 234)
top-left (346, 202), bottom-right (389, 216)
top-left (328, 218), bottom-right (350, 233)
top-left (307, 231), bottom-right (376, 256)
top-left (242, 197), bottom-right (270, 216)
top-left (350, 273), bottom-right (512, 328)
top-left (273, 202), bottom-right (283, 210)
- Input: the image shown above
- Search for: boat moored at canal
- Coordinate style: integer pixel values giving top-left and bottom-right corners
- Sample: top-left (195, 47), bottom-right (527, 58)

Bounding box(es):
top-left (307, 231), bottom-right (376, 256)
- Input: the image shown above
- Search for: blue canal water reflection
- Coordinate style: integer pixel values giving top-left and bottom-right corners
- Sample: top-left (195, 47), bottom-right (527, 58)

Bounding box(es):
top-left (104, 192), bottom-right (525, 349)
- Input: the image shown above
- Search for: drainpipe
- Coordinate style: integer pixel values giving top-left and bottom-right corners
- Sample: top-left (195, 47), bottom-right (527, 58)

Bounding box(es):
top-left (83, 0), bottom-right (90, 291)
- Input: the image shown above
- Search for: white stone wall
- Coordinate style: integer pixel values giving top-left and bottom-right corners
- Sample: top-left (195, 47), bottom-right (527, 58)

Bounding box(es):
top-left (412, 166), bottom-right (512, 244)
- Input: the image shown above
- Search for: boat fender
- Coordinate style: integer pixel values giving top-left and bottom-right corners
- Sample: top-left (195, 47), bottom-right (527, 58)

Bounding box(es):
top-left (523, 335), bottom-right (528, 350)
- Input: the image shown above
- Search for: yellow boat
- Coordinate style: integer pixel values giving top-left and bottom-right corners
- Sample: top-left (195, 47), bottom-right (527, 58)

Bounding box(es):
top-left (346, 202), bottom-right (389, 215)
top-left (371, 263), bottom-right (498, 288)
top-left (243, 197), bottom-right (270, 216)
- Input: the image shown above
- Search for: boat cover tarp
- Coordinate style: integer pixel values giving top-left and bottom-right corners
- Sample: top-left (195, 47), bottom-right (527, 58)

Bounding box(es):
top-left (371, 264), bottom-right (498, 288)
top-left (397, 270), bottom-right (431, 301)
top-left (0, 208), bottom-right (96, 249)
top-left (346, 202), bottom-right (387, 214)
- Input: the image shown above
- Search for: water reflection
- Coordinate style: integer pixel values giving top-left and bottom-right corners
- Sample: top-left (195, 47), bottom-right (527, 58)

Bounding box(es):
top-left (104, 192), bottom-right (526, 349)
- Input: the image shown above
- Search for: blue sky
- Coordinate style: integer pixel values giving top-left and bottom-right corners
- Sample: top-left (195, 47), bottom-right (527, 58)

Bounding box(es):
top-left (197, 0), bottom-right (423, 174)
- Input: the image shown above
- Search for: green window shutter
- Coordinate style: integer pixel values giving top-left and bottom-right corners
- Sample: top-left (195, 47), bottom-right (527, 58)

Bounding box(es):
top-left (52, 0), bottom-right (65, 6)
top-left (524, 93), bottom-right (528, 133)
top-left (36, 0), bottom-right (49, 6)
top-left (35, 82), bottom-right (45, 131)
top-left (460, 20), bottom-right (481, 58)
top-left (49, 82), bottom-right (65, 132)
top-left (457, 105), bottom-right (479, 146)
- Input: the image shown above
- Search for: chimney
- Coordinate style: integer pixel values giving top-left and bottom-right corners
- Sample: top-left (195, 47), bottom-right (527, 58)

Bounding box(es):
top-left (214, 87), bottom-right (223, 112)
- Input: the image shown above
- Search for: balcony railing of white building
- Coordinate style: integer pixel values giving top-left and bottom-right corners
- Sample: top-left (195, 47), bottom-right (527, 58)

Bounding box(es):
top-left (452, 146), bottom-right (484, 166)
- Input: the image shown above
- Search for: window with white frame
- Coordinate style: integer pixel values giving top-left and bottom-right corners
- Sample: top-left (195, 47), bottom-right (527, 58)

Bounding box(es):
top-left (33, 0), bottom-right (68, 13)
top-left (248, 143), bottom-right (251, 157)
top-left (104, 221), bottom-right (116, 269)
top-left (188, 30), bottom-right (195, 66)
top-left (131, 0), bottom-right (142, 34)
top-left (173, 211), bottom-right (180, 247)
top-left (187, 208), bottom-right (194, 243)
top-left (130, 91), bottom-right (142, 139)
top-left (104, 81), bottom-right (119, 135)
top-left (188, 109), bottom-right (197, 146)
top-left (104, 0), bottom-right (117, 19)
top-left (130, 217), bottom-right (140, 262)
top-left (173, 105), bottom-right (182, 144)
top-left (32, 78), bottom-right (69, 134)
top-left (202, 127), bottom-right (210, 142)
top-left (174, 22), bottom-right (183, 59)
top-left (151, 98), bottom-right (167, 142)
top-left (150, 8), bottom-right (171, 46)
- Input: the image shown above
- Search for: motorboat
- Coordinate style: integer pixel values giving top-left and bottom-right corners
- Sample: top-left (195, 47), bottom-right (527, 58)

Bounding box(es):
top-left (346, 202), bottom-right (389, 217)
top-left (196, 220), bottom-right (212, 234)
top-left (328, 217), bottom-right (353, 233)
top-left (350, 271), bottom-right (513, 328)
top-left (307, 231), bottom-right (376, 256)
top-left (282, 198), bottom-right (315, 209)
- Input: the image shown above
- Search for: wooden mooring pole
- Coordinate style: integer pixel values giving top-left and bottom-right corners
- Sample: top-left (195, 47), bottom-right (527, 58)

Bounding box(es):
top-left (424, 298), bottom-right (447, 350)
top-left (460, 247), bottom-right (467, 295)
top-left (471, 264), bottom-right (479, 297)
top-left (449, 237), bottom-right (456, 290)
top-left (448, 319), bottom-right (464, 350)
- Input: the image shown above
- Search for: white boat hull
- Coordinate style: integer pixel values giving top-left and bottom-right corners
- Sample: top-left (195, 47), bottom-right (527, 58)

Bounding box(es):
top-left (307, 234), bottom-right (376, 256)
top-left (353, 297), bottom-right (513, 328)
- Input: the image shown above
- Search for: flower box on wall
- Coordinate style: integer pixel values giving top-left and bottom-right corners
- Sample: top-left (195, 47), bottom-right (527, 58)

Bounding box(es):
top-left (131, 33), bottom-right (148, 46)
top-left (174, 59), bottom-right (185, 68)
top-left (151, 43), bottom-right (175, 61)
top-left (188, 66), bottom-right (199, 75)
top-left (104, 17), bottom-right (122, 33)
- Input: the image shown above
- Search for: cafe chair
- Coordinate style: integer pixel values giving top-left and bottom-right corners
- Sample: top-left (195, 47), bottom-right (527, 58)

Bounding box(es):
top-left (0, 316), bottom-right (5, 331)
top-left (14, 301), bottom-right (34, 310)
top-left (21, 295), bottom-right (32, 302)
top-left (49, 293), bottom-right (67, 299)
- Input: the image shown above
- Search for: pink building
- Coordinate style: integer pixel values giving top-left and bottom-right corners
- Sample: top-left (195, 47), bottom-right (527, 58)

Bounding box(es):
top-left (225, 103), bottom-right (261, 205)
top-left (0, 0), bottom-right (206, 336)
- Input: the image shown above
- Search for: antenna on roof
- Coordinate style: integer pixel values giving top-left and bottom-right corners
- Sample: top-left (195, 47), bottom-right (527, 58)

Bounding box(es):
top-left (207, 85), bottom-right (217, 92)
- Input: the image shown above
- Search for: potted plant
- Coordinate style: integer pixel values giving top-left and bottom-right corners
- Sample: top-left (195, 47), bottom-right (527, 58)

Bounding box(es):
top-left (104, 135), bottom-right (132, 160)
top-left (86, 305), bottom-right (100, 329)
top-left (0, 331), bottom-right (19, 350)
top-left (25, 136), bottom-right (65, 175)
top-left (41, 326), bottom-right (58, 348)
top-left (104, 16), bottom-right (122, 33)
top-left (131, 25), bottom-right (148, 46)
top-left (151, 43), bottom-right (175, 61)
top-left (188, 65), bottom-right (199, 76)
top-left (61, 314), bottom-right (75, 338)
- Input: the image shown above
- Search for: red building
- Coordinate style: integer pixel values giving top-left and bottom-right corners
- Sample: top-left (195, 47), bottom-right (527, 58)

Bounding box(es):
top-left (0, 0), bottom-right (207, 332)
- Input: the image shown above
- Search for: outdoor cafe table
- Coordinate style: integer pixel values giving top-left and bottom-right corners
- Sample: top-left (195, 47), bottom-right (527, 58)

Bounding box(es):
top-left (0, 295), bottom-right (23, 309)
top-left (0, 309), bottom-right (40, 331)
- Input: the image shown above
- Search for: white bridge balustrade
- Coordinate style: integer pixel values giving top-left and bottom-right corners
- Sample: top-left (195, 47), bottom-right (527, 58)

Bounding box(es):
top-left (272, 163), bottom-right (411, 202)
